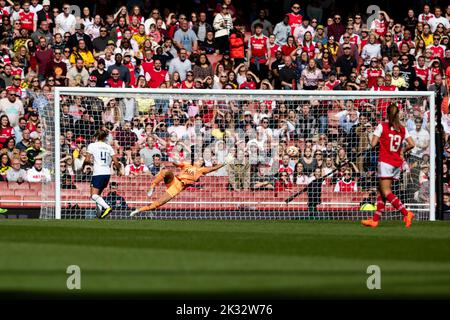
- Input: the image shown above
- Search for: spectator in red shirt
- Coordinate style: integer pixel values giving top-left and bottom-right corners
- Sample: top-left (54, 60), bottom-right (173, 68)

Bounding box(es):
top-left (105, 69), bottom-right (125, 88)
top-left (275, 171), bottom-right (293, 192)
top-left (0, 114), bottom-right (14, 149)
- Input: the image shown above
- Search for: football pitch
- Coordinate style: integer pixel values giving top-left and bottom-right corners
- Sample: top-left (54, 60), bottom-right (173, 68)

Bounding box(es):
top-left (0, 219), bottom-right (449, 299)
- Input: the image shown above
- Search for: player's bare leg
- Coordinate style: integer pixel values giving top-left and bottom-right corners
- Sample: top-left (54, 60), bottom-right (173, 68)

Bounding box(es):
top-left (130, 191), bottom-right (177, 217)
top-left (131, 170), bottom-right (178, 217)
top-left (90, 186), bottom-right (111, 219)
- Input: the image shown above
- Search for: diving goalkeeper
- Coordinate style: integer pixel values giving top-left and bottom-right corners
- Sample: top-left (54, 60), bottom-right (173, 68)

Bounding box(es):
top-left (130, 154), bottom-right (233, 217)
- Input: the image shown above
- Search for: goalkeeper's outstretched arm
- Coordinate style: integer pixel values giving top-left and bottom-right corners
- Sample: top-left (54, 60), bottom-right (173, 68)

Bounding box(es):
top-left (200, 154), bottom-right (234, 175)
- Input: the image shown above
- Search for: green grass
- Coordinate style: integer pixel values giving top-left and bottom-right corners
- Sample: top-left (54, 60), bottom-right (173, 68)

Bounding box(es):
top-left (0, 219), bottom-right (449, 298)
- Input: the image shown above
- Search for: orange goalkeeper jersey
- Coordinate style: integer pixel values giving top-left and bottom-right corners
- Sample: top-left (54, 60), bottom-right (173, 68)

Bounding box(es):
top-left (176, 162), bottom-right (208, 185)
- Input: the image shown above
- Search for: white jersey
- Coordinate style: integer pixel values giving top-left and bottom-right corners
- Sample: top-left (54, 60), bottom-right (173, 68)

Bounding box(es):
top-left (87, 141), bottom-right (115, 176)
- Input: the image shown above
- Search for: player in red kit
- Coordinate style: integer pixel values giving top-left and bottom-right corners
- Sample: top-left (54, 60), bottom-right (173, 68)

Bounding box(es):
top-left (362, 104), bottom-right (415, 228)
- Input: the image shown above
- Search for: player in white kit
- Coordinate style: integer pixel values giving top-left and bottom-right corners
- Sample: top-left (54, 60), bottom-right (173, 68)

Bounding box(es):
top-left (85, 130), bottom-right (121, 219)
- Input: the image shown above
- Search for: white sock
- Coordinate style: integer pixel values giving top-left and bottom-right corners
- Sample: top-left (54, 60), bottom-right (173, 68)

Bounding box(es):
top-left (91, 194), bottom-right (110, 210)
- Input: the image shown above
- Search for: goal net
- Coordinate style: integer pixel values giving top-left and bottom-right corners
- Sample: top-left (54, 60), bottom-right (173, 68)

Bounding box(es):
top-left (40, 89), bottom-right (436, 220)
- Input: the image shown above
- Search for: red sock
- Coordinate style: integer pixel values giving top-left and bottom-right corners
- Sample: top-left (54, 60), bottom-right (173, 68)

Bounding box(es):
top-left (373, 195), bottom-right (385, 222)
top-left (386, 192), bottom-right (408, 216)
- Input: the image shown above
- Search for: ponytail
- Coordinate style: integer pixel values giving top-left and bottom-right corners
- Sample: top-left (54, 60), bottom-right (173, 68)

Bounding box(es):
top-left (387, 103), bottom-right (401, 130)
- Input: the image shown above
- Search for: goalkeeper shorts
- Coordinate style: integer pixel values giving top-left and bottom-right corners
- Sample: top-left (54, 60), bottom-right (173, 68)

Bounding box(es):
top-left (166, 177), bottom-right (186, 198)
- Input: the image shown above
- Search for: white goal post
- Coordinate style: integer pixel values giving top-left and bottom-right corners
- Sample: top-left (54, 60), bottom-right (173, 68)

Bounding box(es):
top-left (40, 88), bottom-right (436, 220)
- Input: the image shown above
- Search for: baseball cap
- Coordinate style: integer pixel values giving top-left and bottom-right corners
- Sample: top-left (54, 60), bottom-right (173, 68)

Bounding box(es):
top-left (89, 75), bottom-right (97, 81)
top-left (343, 44), bottom-right (351, 49)
top-left (75, 23), bottom-right (84, 30)
top-left (244, 111), bottom-right (252, 116)
top-left (42, 0), bottom-right (50, 6)
top-left (317, 25), bottom-right (324, 30)
top-left (13, 75), bottom-right (21, 80)
top-left (107, 40), bottom-right (116, 46)
top-left (97, 58), bottom-right (105, 65)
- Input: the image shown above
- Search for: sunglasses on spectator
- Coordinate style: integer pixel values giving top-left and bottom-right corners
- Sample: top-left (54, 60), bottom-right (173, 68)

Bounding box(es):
top-left (112, 73), bottom-right (120, 75)
top-left (293, 6), bottom-right (300, 9)
top-left (401, 58), bottom-right (409, 61)
top-left (334, 17), bottom-right (341, 20)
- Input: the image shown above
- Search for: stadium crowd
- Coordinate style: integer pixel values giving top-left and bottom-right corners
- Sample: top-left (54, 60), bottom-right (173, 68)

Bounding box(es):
top-left (0, 0), bottom-right (449, 212)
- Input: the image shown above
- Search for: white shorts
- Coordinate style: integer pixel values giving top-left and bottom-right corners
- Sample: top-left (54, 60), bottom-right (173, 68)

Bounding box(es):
top-left (377, 162), bottom-right (401, 180)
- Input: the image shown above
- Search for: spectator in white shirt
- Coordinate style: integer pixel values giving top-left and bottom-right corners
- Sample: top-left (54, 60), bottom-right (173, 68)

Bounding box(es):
top-left (361, 34), bottom-right (381, 65)
top-left (293, 16), bottom-right (315, 44)
top-left (409, 117), bottom-right (430, 158)
top-left (0, 88), bottom-right (24, 127)
top-left (26, 159), bottom-right (51, 183)
top-left (168, 48), bottom-right (192, 81)
top-left (6, 158), bottom-right (27, 183)
top-left (428, 7), bottom-right (450, 33)
top-left (55, 3), bottom-right (76, 35)
top-left (167, 116), bottom-right (188, 140)
top-left (273, 15), bottom-right (291, 46)
top-left (29, 0), bottom-right (42, 13)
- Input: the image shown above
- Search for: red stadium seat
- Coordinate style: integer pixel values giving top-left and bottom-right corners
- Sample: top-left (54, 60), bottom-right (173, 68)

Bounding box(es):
top-left (0, 196), bottom-right (22, 208)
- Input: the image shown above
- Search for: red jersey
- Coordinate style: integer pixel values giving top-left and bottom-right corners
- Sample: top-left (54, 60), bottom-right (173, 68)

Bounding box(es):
top-left (371, 19), bottom-right (387, 36)
top-left (428, 44), bottom-right (445, 59)
top-left (105, 78), bottom-right (124, 88)
top-left (287, 13), bottom-right (303, 35)
top-left (0, 126), bottom-right (14, 147)
top-left (281, 44), bottom-right (296, 57)
top-left (344, 34), bottom-right (360, 46)
top-left (428, 67), bottom-right (441, 85)
top-left (239, 81), bottom-right (257, 90)
top-left (334, 179), bottom-right (357, 192)
top-left (374, 122), bottom-right (410, 167)
top-left (19, 11), bottom-right (35, 31)
top-left (11, 67), bottom-right (23, 78)
top-left (248, 35), bottom-right (269, 63)
top-left (5, 85), bottom-right (23, 98)
top-left (275, 179), bottom-right (293, 192)
top-left (127, 164), bottom-right (147, 175)
top-left (324, 79), bottom-right (340, 90)
top-left (146, 67), bottom-right (168, 88)
top-left (301, 42), bottom-right (316, 59)
top-left (269, 44), bottom-right (280, 58)
top-left (141, 59), bottom-right (154, 76)
top-left (365, 68), bottom-right (384, 88)
top-left (415, 66), bottom-right (429, 85)
top-left (123, 62), bottom-right (136, 86)
top-left (360, 38), bottom-right (369, 50)
top-left (181, 81), bottom-right (194, 89)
